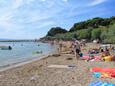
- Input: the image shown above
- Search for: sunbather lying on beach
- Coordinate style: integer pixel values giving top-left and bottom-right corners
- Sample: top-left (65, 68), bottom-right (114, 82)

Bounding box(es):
top-left (87, 55), bottom-right (95, 62)
top-left (88, 48), bottom-right (99, 54)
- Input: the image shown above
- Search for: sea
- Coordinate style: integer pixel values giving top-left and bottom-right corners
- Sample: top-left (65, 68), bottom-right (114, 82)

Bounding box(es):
top-left (0, 42), bottom-right (58, 69)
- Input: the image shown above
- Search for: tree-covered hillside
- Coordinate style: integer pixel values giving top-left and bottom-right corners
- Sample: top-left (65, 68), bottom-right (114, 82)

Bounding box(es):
top-left (70, 17), bottom-right (115, 32)
top-left (41, 16), bottom-right (115, 43)
top-left (47, 27), bottom-right (67, 36)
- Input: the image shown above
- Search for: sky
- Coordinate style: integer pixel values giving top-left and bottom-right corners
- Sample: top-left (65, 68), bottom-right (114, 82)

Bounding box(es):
top-left (0, 0), bottom-right (115, 39)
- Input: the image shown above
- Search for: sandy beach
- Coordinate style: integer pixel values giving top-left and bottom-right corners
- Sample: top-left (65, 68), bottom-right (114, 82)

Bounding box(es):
top-left (0, 0), bottom-right (115, 85)
top-left (0, 43), bottom-right (115, 86)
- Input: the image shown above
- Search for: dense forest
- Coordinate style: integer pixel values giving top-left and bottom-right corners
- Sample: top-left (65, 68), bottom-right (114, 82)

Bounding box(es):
top-left (40, 16), bottom-right (115, 43)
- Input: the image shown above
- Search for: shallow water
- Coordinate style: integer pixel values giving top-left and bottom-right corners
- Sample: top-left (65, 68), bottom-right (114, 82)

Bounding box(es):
top-left (0, 42), bottom-right (57, 68)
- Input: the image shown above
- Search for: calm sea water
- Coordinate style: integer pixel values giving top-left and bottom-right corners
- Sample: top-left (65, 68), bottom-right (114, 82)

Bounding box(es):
top-left (0, 42), bottom-right (57, 68)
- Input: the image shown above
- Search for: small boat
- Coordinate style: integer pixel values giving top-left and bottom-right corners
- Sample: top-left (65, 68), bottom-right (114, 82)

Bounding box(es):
top-left (0, 45), bottom-right (12, 50)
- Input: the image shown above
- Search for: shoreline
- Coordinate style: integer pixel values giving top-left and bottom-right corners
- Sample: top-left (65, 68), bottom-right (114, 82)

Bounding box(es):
top-left (0, 42), bottom-right (58, 72)
top-left (0, 54), bottom-right (50, 72)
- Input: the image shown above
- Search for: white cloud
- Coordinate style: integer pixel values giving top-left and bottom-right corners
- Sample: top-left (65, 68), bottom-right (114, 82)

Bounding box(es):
top-left (26, 0), bottom-right (35, 4)
top-left (89, 0), bottom-right (107, 6)
top-left (12, 0), bottom-right (36, 9)
top-left (41, 0), bottom-right (46, 1)
top-left (0, 0), bottom-right (82, 33)
top-left (0, 13), bottom-right (14, 31)
top-left (41, 0), bottom-right (68, 2)
top-left (35, 21), bottom-right (55, 29)
top-left (63, 0), bottom-right (68, 2)
top-left (0, 0), bottom-right (110, 39)
top-left (12, 0), bottom-right (23, 9)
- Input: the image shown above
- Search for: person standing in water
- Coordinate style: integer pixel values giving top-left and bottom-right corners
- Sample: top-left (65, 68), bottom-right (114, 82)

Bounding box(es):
top-left (58, 40), bottom-right (63, 54)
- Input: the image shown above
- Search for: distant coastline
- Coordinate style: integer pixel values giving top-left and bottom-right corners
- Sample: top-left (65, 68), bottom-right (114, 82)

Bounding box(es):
top-left (0, 39), bottom-right (40, 42)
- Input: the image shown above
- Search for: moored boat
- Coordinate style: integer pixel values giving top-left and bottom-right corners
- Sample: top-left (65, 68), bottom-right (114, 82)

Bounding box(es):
top-left (0, 45), bottom-right (12, 50)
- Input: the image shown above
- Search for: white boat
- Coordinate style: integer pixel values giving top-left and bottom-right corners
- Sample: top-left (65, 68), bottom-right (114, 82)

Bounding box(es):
top-left (0, 45), bottom-right (12, 50)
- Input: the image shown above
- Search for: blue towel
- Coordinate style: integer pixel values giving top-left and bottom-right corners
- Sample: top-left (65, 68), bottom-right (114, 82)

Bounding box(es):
top-left (89, 81), bottom-right (115, 86)
top-left (92, 72), bottom-right (101, 78)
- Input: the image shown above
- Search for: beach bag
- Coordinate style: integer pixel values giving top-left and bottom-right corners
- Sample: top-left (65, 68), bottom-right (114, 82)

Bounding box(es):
top-left (79, 52), bottom-right (83, 57)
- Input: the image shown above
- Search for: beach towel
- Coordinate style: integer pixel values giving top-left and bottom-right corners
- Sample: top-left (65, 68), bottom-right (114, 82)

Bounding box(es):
top-left (91, 67), bottom-right (115, 73)
top-left (89, 81), bottom-right (115, 86)
top-left (82, 55), bottom-right (100, 60)
top-left (91, 67), bottom-right (115, 78)
top-left (92, 72), bottom-right (112, 78)
top-left (48, 65), bottom-right (76, 68)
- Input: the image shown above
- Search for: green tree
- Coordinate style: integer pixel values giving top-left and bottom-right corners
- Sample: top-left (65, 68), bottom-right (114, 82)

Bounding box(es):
top-left (47, 27), bottom-right (67, 36)
top-left (69, 17), bottom-right (113, 32)
top-left (54, 32), bottom-right (78, 40)
top-left (106, 24), bottom-right (115, 43)
top-left (78, 29), bottom-right (91, 39)
top-left (100, 30), bottom-right (108, 40)
top-left (91, 29), bottom-right (101, 40)
top-left (110, 16), bottom-right (115, 24)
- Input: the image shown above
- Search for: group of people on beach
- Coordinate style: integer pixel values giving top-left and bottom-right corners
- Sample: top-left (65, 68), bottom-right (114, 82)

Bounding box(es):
top-left (56, 39), bottom-right (115, 62)
top-left (100, 47), bottom-right (115, 61)
top-left (72, 40), bottom-right (115, 62)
